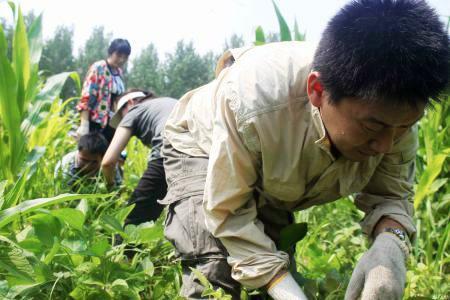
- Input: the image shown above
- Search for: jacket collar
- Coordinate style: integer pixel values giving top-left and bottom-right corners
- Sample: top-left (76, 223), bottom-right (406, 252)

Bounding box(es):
top-left (310, 105), bottom-right (336, 161)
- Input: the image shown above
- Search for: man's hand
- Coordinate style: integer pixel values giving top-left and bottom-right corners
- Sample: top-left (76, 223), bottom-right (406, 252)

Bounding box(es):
top-left (345, 232), bottom-right (408, 300)
top-left (267, 271), bottom-right (308, 300)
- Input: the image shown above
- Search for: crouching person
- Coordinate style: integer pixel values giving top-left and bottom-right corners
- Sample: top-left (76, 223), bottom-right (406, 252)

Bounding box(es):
top-left (55, 132), bottom-right (122, 190)
top-left (101, 90), bottom-right (177, 225)
top-left (160, 0), bottom-right (449, 299)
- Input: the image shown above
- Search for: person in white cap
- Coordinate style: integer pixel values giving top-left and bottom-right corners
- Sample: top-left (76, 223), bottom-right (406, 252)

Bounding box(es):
top-left (101, 89), bottom-right (177, 225)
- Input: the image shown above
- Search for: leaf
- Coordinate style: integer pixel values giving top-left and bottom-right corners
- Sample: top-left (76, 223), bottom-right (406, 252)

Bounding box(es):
top-left (76, 199), bottom-right (89, 216)
top-left (43, 239), bottom-right (60, 264)
top-left (0, 236), bottom-right (35, 284)
top-left (136, 222), bottom-right (164, 243)
top-left (69, 71), bottom-right (81, 94)
top-left (0, 22), bottom-right (8, 57)
top-left (69, 286), bottom-right (85, 300)
top-left (0, 193), bottom-right (108, 229)
top-left (12, 7), bottom-right (31, 117)
top-left (89, 238), bottom-right (111, 257)
top-left (279, 222), bottom-right (308, 252)
top-left (255, 26), bottom-right (266, 45)
top-left (414, 153), bottom-right (449, 209)
top-left (111, 279), bottom-right (128, 289)
top-left (428, 178), bottom-right (448, 194)
top-left (52, 208), bottom-right (85, 231)
top-left (114, 204), bottom-right (135, 225)
top-left (293, 19), bottom-right (305, 41)
top-left (140, 257), bottom-right (154, 277)
top-left (0, 34), bottom-right (21, 181)
top-left (36, 71), bottom-right (79, 102)
top-left (272, 0), bottom-right (292, 41)
top-left (100, 214), bottom-right (125, 234)
top-left (8, 1), bottom-right (16, 17)
top-left (29, 214), bottom-right (61, 246)
top-left (61, 238), bottom-right (87, 253)
top-left (1, 169), bottom-right (27, 210)
top-left (190, 268), bottom-right (212, 288)
top-left (27, 13), bottom-right (43, 66)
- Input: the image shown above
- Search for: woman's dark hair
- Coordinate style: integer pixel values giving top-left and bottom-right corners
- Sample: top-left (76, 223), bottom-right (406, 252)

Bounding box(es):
top-left (118, 88), bottom-right (157, 103)
top-left (313, 0), bottom-right (449, 106)
top-left (78, 133), bottom-right (109, 155)
top-left (108, 38), bottom-right (131, 56)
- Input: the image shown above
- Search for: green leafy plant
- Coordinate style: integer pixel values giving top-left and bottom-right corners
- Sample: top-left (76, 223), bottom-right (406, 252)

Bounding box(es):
top-left (255, 0), bottom-right (306, 45)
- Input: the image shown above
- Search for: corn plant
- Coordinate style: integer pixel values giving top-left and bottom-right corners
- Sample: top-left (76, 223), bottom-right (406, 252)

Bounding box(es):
top-left (255, 0), bottom-right (306, 45)
top-left (0, 4), bottom-right (80, 210)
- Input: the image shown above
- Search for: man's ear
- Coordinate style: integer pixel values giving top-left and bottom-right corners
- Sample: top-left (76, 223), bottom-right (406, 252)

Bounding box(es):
top-left (307, 71), bottom-right (325, 108)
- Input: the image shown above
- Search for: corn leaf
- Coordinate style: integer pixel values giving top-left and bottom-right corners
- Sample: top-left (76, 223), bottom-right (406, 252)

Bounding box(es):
top-left (1, 170), bottom-right (27, 210)
top-left (0, 45), bottom-right (22, 181)
top-left (27, 13), bottom-right (43, 66)
top-left (0, 23), bottom-right (8, 57)
top-left (12, 8), bottom-right (30, 117)
top-left (255, 26), bottom-right (266, 46)
top-left (36, 71), bottom-right (79, 102)
top-left (272, 0), bottom-right (292, 41)
top-left (414, 152), bottom-right (449, 209)
top-left (0, 193), bottom-right (109, 229)
top-left (294, 19), bottom-right (305, 41)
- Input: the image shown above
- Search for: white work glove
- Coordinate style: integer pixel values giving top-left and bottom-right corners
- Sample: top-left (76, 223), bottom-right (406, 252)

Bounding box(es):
top-left (345, 232), bottom-right (409, 300)
top-left (76, 121), bottom-right (90, 138)
top-left (267, 272), bottom-right (308, 300)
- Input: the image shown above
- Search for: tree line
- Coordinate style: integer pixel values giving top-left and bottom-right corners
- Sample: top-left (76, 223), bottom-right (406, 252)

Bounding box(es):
top-left (1, 11), bottom-right (248, 100)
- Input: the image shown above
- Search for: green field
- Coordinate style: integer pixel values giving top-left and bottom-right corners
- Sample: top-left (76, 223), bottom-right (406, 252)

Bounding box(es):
top-left (0, 3), bottom-right (449, 299)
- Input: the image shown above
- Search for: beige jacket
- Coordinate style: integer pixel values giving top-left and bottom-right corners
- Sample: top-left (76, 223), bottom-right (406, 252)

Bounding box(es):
top-left (163, 41), bottom-right (417, 289)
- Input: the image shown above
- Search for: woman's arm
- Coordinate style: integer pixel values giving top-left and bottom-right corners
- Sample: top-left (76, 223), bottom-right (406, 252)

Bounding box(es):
top-left (76, 110), bottom-right (90, 138)
top-left (101, 127), bottom-right (133, 186)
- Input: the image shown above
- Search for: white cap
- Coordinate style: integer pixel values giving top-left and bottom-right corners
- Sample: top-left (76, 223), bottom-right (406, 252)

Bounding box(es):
top-left (109, 91), bottom-right (146, 128)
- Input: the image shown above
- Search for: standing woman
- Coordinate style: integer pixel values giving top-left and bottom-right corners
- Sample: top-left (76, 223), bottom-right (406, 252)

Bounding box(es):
top-left (76, 38), bottom-right (131, 143)
top-left (101, 90), bottom-right (177, 224)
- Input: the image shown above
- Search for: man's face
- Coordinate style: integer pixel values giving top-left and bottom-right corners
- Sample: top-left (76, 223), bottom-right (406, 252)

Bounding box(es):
top-left (307, 73), bottom-right (425, 162)
top-left (76, 149), bottom-right (103, 176)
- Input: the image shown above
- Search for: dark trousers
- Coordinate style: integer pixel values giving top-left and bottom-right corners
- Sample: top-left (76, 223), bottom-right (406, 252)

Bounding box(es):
top-left (125, 158), bottom-right (167, 225)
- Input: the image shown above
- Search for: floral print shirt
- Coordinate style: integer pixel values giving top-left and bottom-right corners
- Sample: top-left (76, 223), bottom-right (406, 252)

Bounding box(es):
top-left (76, 60), bottom-right (125, 128)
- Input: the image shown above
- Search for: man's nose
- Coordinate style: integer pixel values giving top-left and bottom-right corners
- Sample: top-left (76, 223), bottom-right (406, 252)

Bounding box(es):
top-left (369, 128), bottom-right (395, 154)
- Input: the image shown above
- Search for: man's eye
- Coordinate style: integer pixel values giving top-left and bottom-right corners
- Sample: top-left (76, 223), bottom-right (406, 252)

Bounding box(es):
top-left (364, 124), bottom-right (383, 132)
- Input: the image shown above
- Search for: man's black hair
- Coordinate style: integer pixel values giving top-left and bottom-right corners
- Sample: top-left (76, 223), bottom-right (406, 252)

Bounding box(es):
top-left (313, 0), bottom-right (449, 106)
top-left (108, 38), bottom-right (131, 56)
top-left (78, 133), bottom-right (109, 156)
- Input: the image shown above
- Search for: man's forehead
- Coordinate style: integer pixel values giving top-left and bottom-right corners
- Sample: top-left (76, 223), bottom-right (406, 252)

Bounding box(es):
top-left (349, 99), bottom-right (425, 126)
top-left (78, 150), bottom-right (100, 160)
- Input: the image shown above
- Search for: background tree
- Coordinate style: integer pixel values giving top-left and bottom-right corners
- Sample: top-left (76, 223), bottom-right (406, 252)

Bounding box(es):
top-left (223, 33), bottom-right (245, 51)
top-left (127, 43), bottom-right (163, 94)
top-left (39, 25), bottom-right (75, 75)
top-left (39, 25), bottom-right (77, 100)
top-left (162, 40), bottom-right (215, 99)
top-left (76, 26), bottom-right (112, 78)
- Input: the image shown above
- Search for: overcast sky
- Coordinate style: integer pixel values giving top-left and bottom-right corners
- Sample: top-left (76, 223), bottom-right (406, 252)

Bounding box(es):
top-left (1, 0), bottom-right (449, 60)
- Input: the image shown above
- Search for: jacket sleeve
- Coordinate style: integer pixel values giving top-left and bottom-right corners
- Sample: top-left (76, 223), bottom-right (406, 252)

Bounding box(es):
top-left (203, 84), bottom-right (290, 289)
top-left (76, 63), bottom-right (100, 112)
top-left (355, 126), bottom-right (418, 241)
